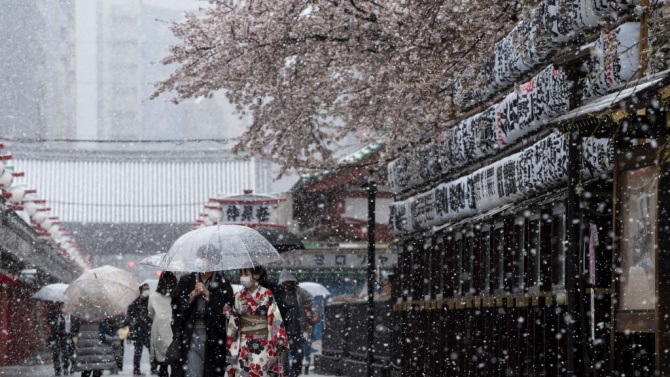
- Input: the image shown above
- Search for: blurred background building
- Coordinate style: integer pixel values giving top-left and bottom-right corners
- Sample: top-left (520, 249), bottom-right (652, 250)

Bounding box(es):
top-left (0, 0), bottom-right (278, 277)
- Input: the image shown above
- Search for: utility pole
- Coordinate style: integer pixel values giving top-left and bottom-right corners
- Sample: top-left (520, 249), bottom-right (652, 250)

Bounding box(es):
top-left (566, 127), bottom-right (588, 376)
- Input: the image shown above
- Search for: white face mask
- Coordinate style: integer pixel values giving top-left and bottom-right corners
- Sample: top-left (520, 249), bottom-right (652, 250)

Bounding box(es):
top-left (240, 276), bottom-right (255, 289)
top-left (142, 290), bottom-right (150, 297)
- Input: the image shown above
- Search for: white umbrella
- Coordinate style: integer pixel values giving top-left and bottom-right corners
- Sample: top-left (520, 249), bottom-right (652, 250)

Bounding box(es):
top-left (139, 253), bottom-right (165, 268)
top-left (299, 282), bottom-right (331, 297)
top-left (64, 265), bottom-right (139, 321)
top-left (32, 283), bottom-right (69, 302)
top-left (159, 225), bottom-right (284, 272)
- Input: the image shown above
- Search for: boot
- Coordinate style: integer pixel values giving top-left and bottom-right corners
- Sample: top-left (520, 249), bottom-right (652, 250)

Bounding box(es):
top-left (304, 366), bottom-right (309, 375)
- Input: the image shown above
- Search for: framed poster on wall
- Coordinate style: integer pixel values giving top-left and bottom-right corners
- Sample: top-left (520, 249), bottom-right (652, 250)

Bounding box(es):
top-left (619, 165), bottom-right (658, 311)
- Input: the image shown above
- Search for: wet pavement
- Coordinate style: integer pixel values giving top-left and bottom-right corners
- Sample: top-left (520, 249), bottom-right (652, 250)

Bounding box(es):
top-left (0, 342), bottom-right (334, 377)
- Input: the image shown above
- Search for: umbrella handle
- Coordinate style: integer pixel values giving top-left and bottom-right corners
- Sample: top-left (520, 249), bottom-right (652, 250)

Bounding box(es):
top-left (223, 303), bottom-right (231, 319)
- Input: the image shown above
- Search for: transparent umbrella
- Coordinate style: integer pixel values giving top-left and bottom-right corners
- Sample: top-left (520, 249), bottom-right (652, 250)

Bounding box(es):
top-left (64, 265), bottom-right (139, 321)
top-left (159, 225), bottom-right (284, 272)
top-left (139, 253), bottom-right (166, 268)
top-left (299, 282), bottom-right (331, 297)
top-left (32, 283), bottom-right (69, 302)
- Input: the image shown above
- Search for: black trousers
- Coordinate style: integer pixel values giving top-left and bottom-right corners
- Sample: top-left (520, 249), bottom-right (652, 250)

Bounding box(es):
top-left (285, 336), bottom-right (305, 377)
top-left (51, 335), bottom-right (74, 375)
top-left (134, 336), bottom-right (157, 373)
top-left (113, 340), bottom-right (124, 370)
top-left (156, 361), bottom-right (169, 377)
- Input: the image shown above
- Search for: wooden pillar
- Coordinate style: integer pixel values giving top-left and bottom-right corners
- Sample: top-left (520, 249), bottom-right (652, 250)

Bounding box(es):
top-left (655, 112), bottom-right (670, 374)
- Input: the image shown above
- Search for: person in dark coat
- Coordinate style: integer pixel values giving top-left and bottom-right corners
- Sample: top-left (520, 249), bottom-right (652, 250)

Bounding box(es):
top-left (48, 302), bottom-right (74, 376)
top-left (128, 283), bottom-right (156, 376)
top-left (104, 315), bottom-right (128, 374)
top-left (170, 245), bottom-right (234, 377)
top-left (278, 270), bottom-right (316, 377)
top-left (71, 317), bottom-right (118, 377)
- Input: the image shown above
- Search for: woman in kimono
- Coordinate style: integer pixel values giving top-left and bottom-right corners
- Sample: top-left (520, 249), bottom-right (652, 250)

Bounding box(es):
top-left (224, 266), bottom-right (288, 377)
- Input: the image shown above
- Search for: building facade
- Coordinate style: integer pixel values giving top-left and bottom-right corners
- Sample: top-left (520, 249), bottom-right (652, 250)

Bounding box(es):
top-left (317, 1), bottom-right (670, 376)
top-left (384, 5), bottom-right (669, 377)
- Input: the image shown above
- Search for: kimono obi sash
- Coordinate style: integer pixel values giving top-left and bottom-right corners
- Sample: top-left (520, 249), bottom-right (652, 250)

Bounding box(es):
top-left (240, 315), bottom-right (268, 335)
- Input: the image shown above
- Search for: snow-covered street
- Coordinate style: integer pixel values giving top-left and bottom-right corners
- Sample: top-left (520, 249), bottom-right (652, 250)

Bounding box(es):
top-left (0, 342), bottom-right (335, 377)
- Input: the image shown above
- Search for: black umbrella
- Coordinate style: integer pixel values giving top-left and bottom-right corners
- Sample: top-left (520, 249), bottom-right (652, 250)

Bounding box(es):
top-left (252, 226), bottom-right (305, 252)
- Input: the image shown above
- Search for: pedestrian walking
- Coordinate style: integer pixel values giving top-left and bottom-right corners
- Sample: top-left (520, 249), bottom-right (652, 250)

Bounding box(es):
top-left (48, 302), bottom-right (74, 376)
top-left (148, 271), bottom-right (177, 377)
top-left (105, 315), bottom-right (128, 374)
top-left (128, 283), bottom-right (157, 375)
top-left (278, 270), bottom-right (316, 377)
top-left (302, 304), bottom-right (320, 375)
top-left (71, 317), bottom-right (119, 377)
top-left (223, 266), bottom-right (288, 377)
top-left (170, 245), bottom-right (234, 377)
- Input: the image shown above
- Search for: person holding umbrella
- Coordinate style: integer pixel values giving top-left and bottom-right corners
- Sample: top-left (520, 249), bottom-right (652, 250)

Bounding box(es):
top-left (159, 225), bottom-right (286, 376)
top-left (48, 302), bottom-right (74, 376)
top-left (128, 283), bottom-right (156, 376)
top-left (70, 315), bottom-right (120, 377)
top-left (148, 271), bottom-right (178, 377)
top-left (64, 266), bottom-right (141, 377)
top-left (223, 266), bottom-right (288, 377)
top-left (278, 270), bottom-right (316, 377)
top-left (170, 245), bottom-right (234, 377)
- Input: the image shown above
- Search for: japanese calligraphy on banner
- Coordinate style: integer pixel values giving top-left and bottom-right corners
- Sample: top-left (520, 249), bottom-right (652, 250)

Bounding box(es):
top-left (390, 65), bottom-right (570, 193)
top-left (453, 0), bottom-right (635, 111)
top-left (389, 132), bottom-right (613, 234)
top-left (387, 142), bottom-right (445, 194)
top-left (281, 252), bottom-right (398, 269)
top-left (221, 204), bottom-right (274, 223)
top-left (388, 22), bottom-right (639, 194)
top-left (582, 23), bottom-right (641, 100)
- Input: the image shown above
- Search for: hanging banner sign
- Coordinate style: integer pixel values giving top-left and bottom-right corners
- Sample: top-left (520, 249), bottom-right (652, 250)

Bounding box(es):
top-left (387, 143), bottom-right (445, 194)
top-left (453, 0), bottom-right (634, 111)
top-left (389, 132), bottom-right (613, 234)
top-left (582, 22), bottom-right (641, 100)
top-left (388, 22), bottom-right (639, 194)
top-left (281, 251), bottom-right (398, 269)
top-left (220, 203), bottom-right (275, 224)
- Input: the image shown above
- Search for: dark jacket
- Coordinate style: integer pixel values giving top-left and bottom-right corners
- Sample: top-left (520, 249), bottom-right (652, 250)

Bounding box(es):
top-left (48, 305), bottom-right (71, 342)
top-left (128, 294), bottom-right (151, 340)
top-left (71, 319), bottom-right (118, 372)
top-left (261, 278), bottom-right (302, 338)
top-left (170, 272), bottom-right (234, 377)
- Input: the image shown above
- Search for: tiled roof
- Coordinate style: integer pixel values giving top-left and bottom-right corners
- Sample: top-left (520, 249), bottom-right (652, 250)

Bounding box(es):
top-left (12, 158), bottom-right (272, 223)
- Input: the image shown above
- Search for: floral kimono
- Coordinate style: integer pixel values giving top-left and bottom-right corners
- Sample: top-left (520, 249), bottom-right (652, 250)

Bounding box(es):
top-left (226, 286), bottom-right (288, 377)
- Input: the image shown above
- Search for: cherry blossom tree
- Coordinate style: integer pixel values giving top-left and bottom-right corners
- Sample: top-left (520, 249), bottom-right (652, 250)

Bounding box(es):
top-left (153, 0), bottom-right (669, 175)
top-left (152, 0), bottom-right (523, 174)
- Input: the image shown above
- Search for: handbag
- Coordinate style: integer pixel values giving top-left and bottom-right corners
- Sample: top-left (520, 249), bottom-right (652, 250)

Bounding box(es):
top-left (117, 326), bottom-right (130, 340)
top-left (165, 331), bottom-right (185, 365)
